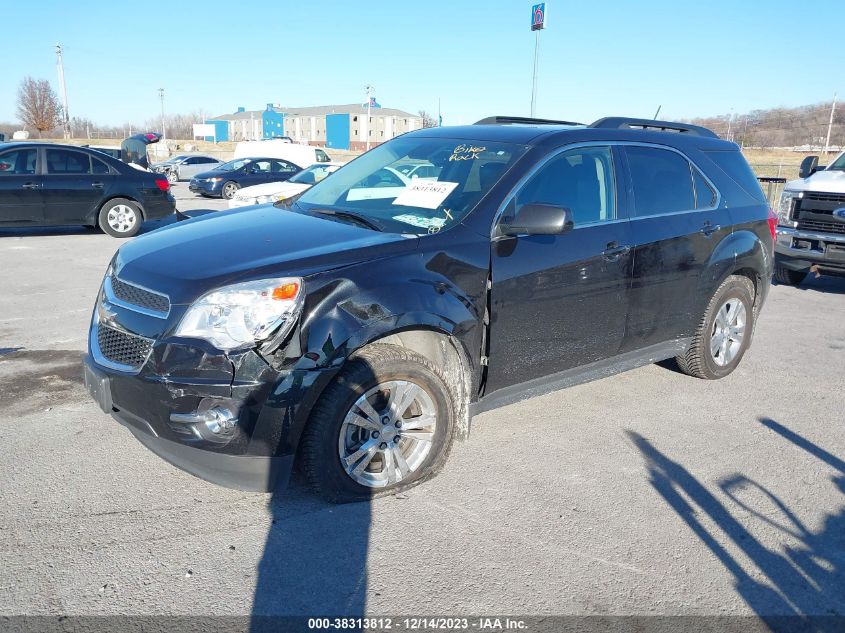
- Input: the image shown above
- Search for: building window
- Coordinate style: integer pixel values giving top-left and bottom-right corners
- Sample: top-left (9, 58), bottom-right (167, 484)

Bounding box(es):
top-left (353, 116), bottom-right (358, 122)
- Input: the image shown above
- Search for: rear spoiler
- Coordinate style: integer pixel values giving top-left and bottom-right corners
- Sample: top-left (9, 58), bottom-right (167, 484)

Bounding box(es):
top-left (120, 133), bottom-right (162, 169)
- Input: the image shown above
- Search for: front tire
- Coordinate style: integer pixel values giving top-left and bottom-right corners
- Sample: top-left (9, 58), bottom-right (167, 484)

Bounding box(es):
top-left (221, 181), bottom-right (239, 200)
top-left (166, 169), bottom-right (178, 184)
top-left (98, 198), bottom-right (142, 238)
top-left (301, 344), bottom-right (456, 503)
top-left (774, 263), bottom-right (807, 286)
top-left (676, 275), bottom-right (755, 380)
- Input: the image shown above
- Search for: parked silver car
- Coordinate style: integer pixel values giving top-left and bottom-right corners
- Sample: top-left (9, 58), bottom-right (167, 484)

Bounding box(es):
top-left (151, 154), bottom-right (223, 182)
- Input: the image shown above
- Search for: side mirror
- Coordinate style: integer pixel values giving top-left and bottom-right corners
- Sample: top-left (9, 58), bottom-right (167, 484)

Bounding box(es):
top-left (799, 156), bottom-right (819, 179)
top-left (500, 203), bottom-right (574, 236)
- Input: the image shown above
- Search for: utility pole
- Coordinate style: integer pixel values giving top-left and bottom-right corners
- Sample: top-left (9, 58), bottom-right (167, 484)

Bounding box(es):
top-left (55, 43), bottom-right (70, 138)
top-left (823, 92), bottom-right (837, 156)
top-left (158, 88), bottom-right (166, 143)
top-left (726, 109), bottom-right (734, 142)
top-left (530, 3), bottom-right (547, 117)
top-left (365, 84), bottom-right (373, 151)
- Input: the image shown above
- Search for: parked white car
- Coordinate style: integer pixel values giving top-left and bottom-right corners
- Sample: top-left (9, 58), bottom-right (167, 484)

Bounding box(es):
top-left (233, 139), bottom-right (331, 169)
top-left (229, 162), bottom-right (344, 208)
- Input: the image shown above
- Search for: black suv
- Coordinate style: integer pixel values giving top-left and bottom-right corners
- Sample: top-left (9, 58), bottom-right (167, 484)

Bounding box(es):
top-left (83, 116), bottom-right (774, 502)
top-left (0, 134), bottom-right (175, 237)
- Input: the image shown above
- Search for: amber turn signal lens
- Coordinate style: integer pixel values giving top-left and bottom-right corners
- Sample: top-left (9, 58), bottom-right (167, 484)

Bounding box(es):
top-left (271, 282), bottom-right (300, 301)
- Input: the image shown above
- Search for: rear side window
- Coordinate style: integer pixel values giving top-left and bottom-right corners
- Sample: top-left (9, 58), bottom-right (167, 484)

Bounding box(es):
top-left (703, 150), bottom-right (766, 202)
top-left (315, 149), bottom-right (330, 162)
top-left (0, 148), bottom-right (37, 175)
top-left (46, 149), bottom-right (91, 174)
top-left (625, 146), bottom-right (694, 216)
top-left (692, 168), bottom-right (716, 208)
top-left (91, 157), bottom-right (110, 175)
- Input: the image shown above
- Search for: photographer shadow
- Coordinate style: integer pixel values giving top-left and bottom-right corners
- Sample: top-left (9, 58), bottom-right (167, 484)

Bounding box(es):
top-left (626, 417), bottom-right (845, 631)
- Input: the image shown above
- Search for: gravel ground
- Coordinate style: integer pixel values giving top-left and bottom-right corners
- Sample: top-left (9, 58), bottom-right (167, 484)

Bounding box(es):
top-left (0, 197), bottom-right (843, 624)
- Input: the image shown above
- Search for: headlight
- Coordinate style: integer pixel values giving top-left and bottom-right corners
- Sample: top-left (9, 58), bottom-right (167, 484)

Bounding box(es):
top-left (777, 190), bottom-right (801, 227)
top-left (176, 278), bottom-right (303, 350)
top-left (256, 193), bottom-right (286, 204)
top-left (208, 177), bottom-right (223, 183)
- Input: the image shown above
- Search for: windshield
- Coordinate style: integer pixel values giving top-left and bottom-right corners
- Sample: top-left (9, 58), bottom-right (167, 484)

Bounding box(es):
top-left (295, 137), bottom-right (527, 234)
top-left (828, 152), bottom-right (845, 171)
top-left (288, 164), bottom-right (341, 185)
top-left (216, 158), bottom-right (252, 172)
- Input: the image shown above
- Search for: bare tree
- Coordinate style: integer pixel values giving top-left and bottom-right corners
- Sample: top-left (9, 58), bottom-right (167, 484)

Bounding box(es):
top-left (418, 110), bottom-right (438, 128)
top-left (16, 77), bottom-right (62, 137)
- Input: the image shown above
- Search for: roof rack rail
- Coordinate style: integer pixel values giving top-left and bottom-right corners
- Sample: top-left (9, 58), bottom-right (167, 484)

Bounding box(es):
top-left (589, 117), bottom-right (718, 139)
top-left (474, 115), bottom-right (583, 126)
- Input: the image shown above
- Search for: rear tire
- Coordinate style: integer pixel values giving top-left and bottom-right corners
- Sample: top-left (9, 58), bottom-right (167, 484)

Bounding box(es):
top-left (676, 275), bottom-right (755, 380)
top-left (774, 264), bottom-right (807, 286)
top-left (301, 344), bottom-right (456, 503)
top-left (98, 198), bottom-right (142, 238)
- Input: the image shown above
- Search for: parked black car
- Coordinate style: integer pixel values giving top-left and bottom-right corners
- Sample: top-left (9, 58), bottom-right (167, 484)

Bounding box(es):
top-left (0, 136), bottom-right (175, 237)
top-left (189, 157), bottom-right (301, 199)
top-left (83, 116), bottom-right (774, 501)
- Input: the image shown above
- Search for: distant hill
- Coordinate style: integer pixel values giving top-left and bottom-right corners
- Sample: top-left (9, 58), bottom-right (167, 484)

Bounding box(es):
top-left (684, 100), bottom-right (843, 150)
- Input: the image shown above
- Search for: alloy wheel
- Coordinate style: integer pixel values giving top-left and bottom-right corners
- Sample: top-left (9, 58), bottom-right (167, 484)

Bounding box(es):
top-left (106, 204), bottom-right (137, 234)
top-left (338, 380), bottom-right (436, 488)
top-left (709, 298), bottom-right (746, 366)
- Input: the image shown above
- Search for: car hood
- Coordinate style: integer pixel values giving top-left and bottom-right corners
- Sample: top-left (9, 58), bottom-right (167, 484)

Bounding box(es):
top-left (785, 169), bottom-right (845, 194)
top-left (113, 207), bottom-right (418, 305)
top-left (235, 181), bottom-right (310, 198)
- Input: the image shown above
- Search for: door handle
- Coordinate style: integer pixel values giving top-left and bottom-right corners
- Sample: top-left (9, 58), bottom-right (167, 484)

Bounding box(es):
top-left (602, 242), bottom-right (632, 261)
top-left (91, 182), bottom-right (104, 189)
top-left (21, 182), bottom-right (40, 189)
top-left (700, 221), bottom-right (721, 237)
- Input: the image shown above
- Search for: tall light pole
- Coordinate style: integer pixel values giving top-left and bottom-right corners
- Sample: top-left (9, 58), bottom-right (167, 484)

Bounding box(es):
top-left (823, 92), bottom-right (837, 156)
top-left (365, 84), bottom-right (373, 151)
top-left (158, 88), bottom-right (166, 142)
top-left (530, 3), bottom-right (547, 117)
top-left (55, 43), bottom-right (70, 138)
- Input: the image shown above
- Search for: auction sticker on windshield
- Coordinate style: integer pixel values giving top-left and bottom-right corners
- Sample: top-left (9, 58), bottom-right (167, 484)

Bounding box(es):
top-left (392, 180), bottom-right (459, 209)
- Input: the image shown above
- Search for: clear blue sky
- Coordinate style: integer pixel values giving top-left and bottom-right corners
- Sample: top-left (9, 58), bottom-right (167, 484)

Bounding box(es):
top-left (0, 0), bottom-right (841, 128)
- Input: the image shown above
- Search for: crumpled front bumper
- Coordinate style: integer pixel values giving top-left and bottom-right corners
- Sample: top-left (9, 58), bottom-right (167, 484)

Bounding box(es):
top-left (82, 337), bottom-right (338, 491)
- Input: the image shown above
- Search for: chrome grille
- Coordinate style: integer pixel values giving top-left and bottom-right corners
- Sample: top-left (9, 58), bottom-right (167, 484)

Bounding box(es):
top-left (109, 275), bottom-right (170, 315)
top-left (796, 219), bottom-right (845, 235)
top-left (802, 192), bottom-right (845, 205)
top-left (96, 323), bottom-right (153, 370)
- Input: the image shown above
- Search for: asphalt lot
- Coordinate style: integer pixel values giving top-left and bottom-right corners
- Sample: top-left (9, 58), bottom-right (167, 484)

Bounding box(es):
top-left (1, 190), bottom-right (844, 623)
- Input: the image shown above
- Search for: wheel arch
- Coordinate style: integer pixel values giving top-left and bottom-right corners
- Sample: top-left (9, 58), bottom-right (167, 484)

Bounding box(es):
top-left (696, 229), bottom-right (768, 318)
top-left (91, 194), bottom-right (146, 225)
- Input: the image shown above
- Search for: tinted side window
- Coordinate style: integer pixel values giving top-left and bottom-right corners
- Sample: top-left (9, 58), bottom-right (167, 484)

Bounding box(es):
top-left (0, 149), bottom-right (37, 175)
top-left (517, 146), bottom-right (616, 225)
top-left (703, 150), bottom-right (766, 203)
top-left (273, 160), bottom-right (298, 173)
top-left (46, 149), bottom-right (91, 174)
top-left (693, 168), bottom-right (716, 208)
top-left (626, 146), bottom-right (694, 216)
top-left (91, 157), bottom-right (110, 175)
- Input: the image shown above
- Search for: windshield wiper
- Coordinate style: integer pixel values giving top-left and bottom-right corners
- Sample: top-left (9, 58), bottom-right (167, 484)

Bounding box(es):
top-left (310, 208), bottom-right (384, 231)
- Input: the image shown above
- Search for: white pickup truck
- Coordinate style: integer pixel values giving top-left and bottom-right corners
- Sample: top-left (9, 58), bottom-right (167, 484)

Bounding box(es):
top-left (774, 152), bottom-right (845, 284)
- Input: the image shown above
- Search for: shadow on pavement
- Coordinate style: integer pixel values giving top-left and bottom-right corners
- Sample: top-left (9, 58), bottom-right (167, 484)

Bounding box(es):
top-left (250, 359), bottom-right (378, 632)
top-left (626, 418), bottom-right (845, 631)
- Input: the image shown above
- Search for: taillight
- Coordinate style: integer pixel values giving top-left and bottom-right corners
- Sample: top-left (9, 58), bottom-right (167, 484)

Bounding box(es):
top-left (767, 208), bottom-right (777, 242)
top-left (154, 178), bottom-right (170, 192)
